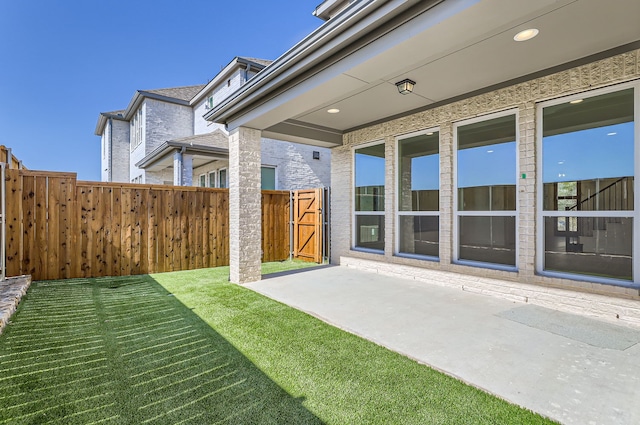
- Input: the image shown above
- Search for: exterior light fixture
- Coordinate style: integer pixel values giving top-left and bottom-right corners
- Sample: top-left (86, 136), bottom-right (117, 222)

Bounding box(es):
top-left (514, 28), bottom-right (539, 42)
top-left (395, 79), bottom-right (416, 95)
top-left (327, 108), bottom-right (340, 114)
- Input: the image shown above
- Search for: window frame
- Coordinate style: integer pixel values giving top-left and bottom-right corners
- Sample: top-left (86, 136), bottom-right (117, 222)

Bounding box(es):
top-left (453, 109), bottom-right (520, 272)
top-left (260, 165), bottom-right (277, 190)
top-left (218, 168), bottom-right (228, 188)
top-left (394, 128), bottom-right (440, 261)
top-left (535, 81), bottom-right (640, 286)
top-left (352, 140), bottom-right (386, 254)
top-left (198, 174), bottom-right (206, 187)
top-left (208, 171), bottom-right (216, 188)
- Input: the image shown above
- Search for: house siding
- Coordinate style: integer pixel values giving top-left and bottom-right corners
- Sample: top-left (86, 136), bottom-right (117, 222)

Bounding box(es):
top-left (331, 49), bottom-right (640, 314)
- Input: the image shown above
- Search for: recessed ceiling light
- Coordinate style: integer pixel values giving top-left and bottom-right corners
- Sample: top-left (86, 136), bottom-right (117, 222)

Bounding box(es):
top-left (607, 132), bottom-right (617, 136)
top-left (570, 99), bottom-right (583, 104)
top-left (327, 108), bottom-right (340, 114)
top-left (426, 132), bottom-right (434, 136)
top-left (514, 28), bottom-right (539, 42)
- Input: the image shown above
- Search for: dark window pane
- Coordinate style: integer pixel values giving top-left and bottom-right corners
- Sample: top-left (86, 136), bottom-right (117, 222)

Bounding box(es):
top-left (399, 216), bottom-right (439, 257)
top-left (459, 216), bottom-right (516, 266)
top-left (219, 169), bottom-right (227, 188)
top-left (355, 215), bottom-right (385, 251)
top-left (355, 144), bottom-right (385, 212)
top-left (398, 133), bottom-right (439, 212)
top-left (261, 167), bottom-right (276, 190)
top-left (544, 217), bottom-right (632, 281)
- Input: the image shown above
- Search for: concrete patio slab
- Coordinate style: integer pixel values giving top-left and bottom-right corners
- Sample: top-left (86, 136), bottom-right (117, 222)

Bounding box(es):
top-left (248, 266), bottom-right (640, 425)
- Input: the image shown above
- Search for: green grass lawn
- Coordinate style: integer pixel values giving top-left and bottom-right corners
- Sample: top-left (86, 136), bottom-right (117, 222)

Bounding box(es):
top-left (0, 261), bottom-right (555, 424)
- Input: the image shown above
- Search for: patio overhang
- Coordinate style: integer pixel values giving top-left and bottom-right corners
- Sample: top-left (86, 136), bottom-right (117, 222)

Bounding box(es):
top-left (135, 140), bottom-right (229, 172)
top-left (205, 0), bottom-right (640, 146)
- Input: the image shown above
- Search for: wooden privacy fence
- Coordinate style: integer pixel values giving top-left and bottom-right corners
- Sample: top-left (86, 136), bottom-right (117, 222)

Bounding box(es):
top-left (0, 145), bottom-right (25, 170)
top-left (5, 169), bottom-right (290, 281)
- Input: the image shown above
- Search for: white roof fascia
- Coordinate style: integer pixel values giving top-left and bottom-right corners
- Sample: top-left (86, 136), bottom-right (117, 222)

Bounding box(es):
top-left (190, 57), bottom-right (267, 105)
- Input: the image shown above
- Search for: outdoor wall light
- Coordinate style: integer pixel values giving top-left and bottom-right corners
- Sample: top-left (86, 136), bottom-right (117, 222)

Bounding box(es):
top-left (395, 79), bottom-right (416, 95)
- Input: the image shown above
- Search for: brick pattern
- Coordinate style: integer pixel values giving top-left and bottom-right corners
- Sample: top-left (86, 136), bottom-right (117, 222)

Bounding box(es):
top-left (332, 49), bottom-right (640, 300)
top-left (110, 120), bottom-right (130, 183)
top-left (229, 127), bottom-right (262, 283)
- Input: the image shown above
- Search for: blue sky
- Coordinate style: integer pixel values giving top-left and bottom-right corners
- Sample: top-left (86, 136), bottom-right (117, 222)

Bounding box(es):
top-left (0, 1), bottom-right (321, 180)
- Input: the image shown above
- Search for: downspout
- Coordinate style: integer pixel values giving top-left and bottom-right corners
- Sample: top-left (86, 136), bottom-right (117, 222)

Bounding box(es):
top-left (108, 118), bottom-right (113, 182)
top-left (175, 148), bottom-right (184, 186)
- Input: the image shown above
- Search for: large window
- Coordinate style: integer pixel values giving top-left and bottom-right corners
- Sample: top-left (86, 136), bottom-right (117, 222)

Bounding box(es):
top-left (539, 86), bottom-right (636, 282)
top-left (354, 142), bottom-right (385, 252)
top-left (130, 108), bottom-right (144, 150)
top-left (455, 112), bottom-right (517, 268)
top-left (396, 130), bottom-right (439, 258)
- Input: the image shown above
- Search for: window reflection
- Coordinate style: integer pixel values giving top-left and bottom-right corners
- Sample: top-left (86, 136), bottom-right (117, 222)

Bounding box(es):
top-left (541, 88), bottom-right (635, 282)
top-left (355, 144), bottom-right (385, 212)
top-left (355, 143), bottom-right (385, 251)
top-left (398, 133), bottom-right (439, 212)
top-left (456, 114), bottom-right (517, 267)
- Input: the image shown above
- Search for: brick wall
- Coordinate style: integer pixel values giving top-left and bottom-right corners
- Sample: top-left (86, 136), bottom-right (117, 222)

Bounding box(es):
top-left (110, 119), bottom-right (130, 183)
top-left (332, 49), bottom-right (640, 303)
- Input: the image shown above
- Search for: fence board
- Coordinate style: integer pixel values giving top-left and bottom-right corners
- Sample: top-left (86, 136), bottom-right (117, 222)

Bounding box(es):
top-left (5, 170), bottom-right (21, 277)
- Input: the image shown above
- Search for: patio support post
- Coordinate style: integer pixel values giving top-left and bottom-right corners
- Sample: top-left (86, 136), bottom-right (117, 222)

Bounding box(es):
top-left (173, 150), bottom-right (183, 186)
top-left (181, 154), bottom-right (193, 186)
top-left (229, 126), bottom-right (262, 283)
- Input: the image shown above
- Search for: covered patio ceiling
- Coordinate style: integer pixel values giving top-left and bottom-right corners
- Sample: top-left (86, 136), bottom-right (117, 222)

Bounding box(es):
top-left (207, 0), bottom-right (640, 147)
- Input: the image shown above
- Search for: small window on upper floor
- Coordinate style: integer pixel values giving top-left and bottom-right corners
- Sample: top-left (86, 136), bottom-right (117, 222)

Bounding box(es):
top-left (205, 96), bottom-right (214, 109)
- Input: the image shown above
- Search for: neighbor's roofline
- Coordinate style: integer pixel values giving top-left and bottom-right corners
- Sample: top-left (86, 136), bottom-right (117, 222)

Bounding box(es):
top-left (94, 111), bottom-right (127, 136)
top-left (190, 57), bottom-right (272, 105)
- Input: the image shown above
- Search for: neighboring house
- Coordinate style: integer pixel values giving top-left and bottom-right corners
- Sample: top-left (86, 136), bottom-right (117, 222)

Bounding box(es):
top-left (94, 57), bottom-right (331, 190)
top-left (204, 0), bottom-right (640, 314)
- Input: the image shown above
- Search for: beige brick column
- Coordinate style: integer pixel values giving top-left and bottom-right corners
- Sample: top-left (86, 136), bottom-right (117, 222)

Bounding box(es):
top-left (384, 136), bottom-right (395, 257)
top-left (518, 103), bottom-right (537, 279)
top-left (439, 123), bottom-right (454, 265)
top-left (229, 126), bottom-right (262, 283)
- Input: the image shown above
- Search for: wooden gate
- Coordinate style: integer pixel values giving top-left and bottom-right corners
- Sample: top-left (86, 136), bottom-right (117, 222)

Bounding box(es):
top-left (292, 188), bottom-right (324, 263)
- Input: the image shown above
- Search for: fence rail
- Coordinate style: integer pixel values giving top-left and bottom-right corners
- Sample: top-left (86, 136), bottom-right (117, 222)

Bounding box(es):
top-left (5, 169), bottom-right (290, 280)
